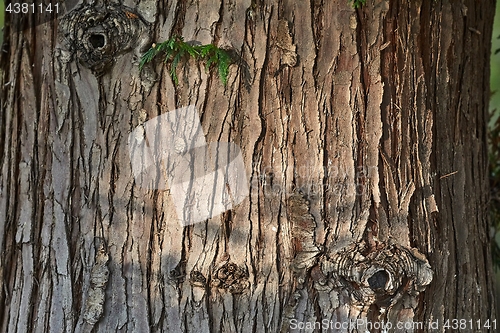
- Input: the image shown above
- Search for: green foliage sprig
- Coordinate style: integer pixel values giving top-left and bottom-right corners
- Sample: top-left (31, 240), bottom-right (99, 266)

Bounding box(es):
top-left (139, 36), bottom-right (232, 86)
top-left (349, 0), bottom-right (366, 8)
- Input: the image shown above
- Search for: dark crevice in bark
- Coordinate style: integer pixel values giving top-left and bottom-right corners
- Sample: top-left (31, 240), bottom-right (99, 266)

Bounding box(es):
top-left (171, 1), bottom-right (187, 106)
top-left (379, 4), bottom-right (394, 243)
top-left (146, 197), bottom-right (156, 331)
top-left (171, 0), bottom-right (187, 38)
top-left (309, 0), bottom-right (323, 88)
top-left (354, 9), bottom-right (369, 225)
top-left (321, 83), bottom-right (333, 250)
top-left (247, 6), bottom-right (272, 289)
top-left (97, 79), bottom-right (107, 131)
top-left (206, 235), bottom-right (220, 332)
top-left (8, 45), bottom-right (25, 330)
top-left (156, 68), bottom-right (166, 117)
top-left (450, 205), bottom-right (461, 320)
top-left (0, 19), bottom-right (10, 171)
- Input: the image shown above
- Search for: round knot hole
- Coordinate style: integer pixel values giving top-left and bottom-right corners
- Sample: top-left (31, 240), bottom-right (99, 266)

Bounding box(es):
top-left (89, 34), bottom-right (106, 49)
top-left (60, 3), bottom-right (150, 75)
top-left (367, 270), bottom-right (389, 291)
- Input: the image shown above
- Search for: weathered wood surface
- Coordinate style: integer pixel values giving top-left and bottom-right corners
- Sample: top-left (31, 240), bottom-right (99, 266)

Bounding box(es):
top-left (0, 0), bottom-right (496, 332)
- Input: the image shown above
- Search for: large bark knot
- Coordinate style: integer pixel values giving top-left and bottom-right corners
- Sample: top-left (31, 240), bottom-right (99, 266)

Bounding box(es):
top-left (323, 243), bottom-right (433, 306)
top-left (59, 2), bottom-right (150, 75)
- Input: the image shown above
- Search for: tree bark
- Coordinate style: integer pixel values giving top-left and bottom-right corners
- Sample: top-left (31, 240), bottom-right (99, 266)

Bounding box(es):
top-left (0, 0), bottom-right (496, 332)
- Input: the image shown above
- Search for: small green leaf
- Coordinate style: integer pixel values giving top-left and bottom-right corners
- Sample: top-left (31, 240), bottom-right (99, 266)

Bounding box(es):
top-left (216, 49), bottom-right (231, 85)
top-left (218, 61), bottom-right (229, 85)
top-left (166, 37), bottom-right (177, 49)
top-left (349, 0), bottom-right (366, 8)
top-left (200, 44), bottom-right (215, 57)
top-left (184, 43), bottom-right (200, 58)
top-left (205, 54), bottom-right (216, 71)
top-left (156, 41), bottom-right (169, 52)
top-left (170, 51), bottom-right (184, 85)
top-left (164, 47), bottom-right (175, 63)
top-left (139, 47), bottom-right (157, 70)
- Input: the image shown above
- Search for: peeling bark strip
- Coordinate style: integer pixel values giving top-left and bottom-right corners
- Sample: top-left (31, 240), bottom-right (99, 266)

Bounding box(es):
top-left (0, 0), bottom-right (496, 332)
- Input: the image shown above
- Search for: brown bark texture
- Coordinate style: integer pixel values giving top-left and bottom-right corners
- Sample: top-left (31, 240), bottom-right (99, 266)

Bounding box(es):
top-left (0, 0), bottom-right (497, 332)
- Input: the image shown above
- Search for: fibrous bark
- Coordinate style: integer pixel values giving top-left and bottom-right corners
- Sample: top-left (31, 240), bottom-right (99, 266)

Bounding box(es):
top-left (0, 0), bottom-right (496, 332)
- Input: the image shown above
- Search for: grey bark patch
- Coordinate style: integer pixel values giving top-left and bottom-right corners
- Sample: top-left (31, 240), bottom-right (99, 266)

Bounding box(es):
top-left (137, 0), bottom-right (158, 23)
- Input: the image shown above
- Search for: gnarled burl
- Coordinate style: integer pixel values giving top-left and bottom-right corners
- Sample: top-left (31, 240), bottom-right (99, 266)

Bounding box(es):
top-left (282, 193), bottom-right (433, 330)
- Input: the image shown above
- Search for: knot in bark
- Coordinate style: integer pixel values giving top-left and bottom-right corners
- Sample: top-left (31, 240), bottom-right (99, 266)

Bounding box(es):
top-left (59, 3), bottom-right (149, 75)
top-left (211, 262), bottom-right (249, 294)
top-left (324, 242), bottom-right (433, 306)
top-left (189, 270), bottom-right (207, 288)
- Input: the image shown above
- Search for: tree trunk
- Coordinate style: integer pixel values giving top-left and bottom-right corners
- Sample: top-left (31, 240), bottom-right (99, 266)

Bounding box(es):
top-left (0, 0), bottom-right (496, 332)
